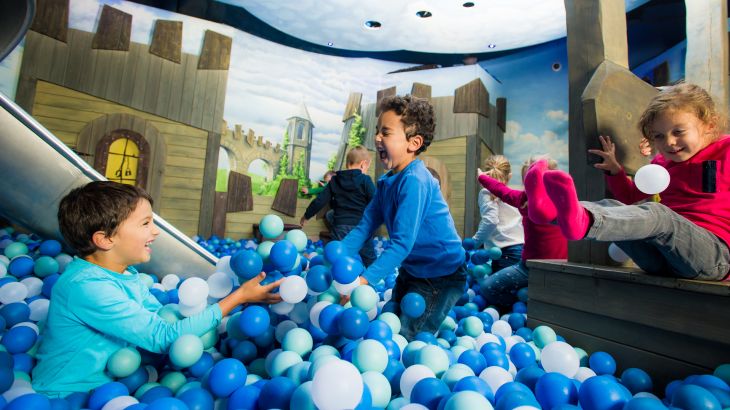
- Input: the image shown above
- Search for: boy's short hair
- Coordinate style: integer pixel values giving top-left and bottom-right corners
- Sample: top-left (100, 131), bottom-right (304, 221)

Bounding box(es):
top-left (58, 181), bottom-right (153, 257)
top-left (379, 95), bottom-right (435, 155)
top-left (346, 145), bottom-right (370, 166)
top-left (521, 155), bottom-right (558, 179)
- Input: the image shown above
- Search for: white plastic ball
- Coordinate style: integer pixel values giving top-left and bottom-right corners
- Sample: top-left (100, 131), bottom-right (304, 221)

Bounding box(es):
top-left (161, 274), bottom-right (180, 291)
top-left (400, 364), bottom-right (436, 401)
top-left (280, 275), bottom-right (308, 304)
top-left (178, 277), bottom-right (209, 306)
top-left (634, 164), bottom-right (670, 194)
top-left (540, 341), bottom-right (580, 378)
top-left (311, 359), bottom-right (364, 410)
top-left (207, 272), bottom-right (233, 299)
top-left (608, 243), bottom-right (631, 263)
top-left (0, 282), bottom-right (28, 304)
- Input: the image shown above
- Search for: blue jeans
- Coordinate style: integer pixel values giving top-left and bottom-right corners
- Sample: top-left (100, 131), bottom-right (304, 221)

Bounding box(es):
top-left (391, 264), bottom-right (467, 340)
top-left (479, 260), bottom-right (528, 309)
top-left (583, 199), bottom-right (730, 280)
top-left (491, 244), bottom-right (523, 272)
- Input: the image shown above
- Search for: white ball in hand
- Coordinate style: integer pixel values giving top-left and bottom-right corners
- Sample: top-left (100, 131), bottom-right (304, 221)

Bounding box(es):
top-left (634, 164), bottom-right (670, 195)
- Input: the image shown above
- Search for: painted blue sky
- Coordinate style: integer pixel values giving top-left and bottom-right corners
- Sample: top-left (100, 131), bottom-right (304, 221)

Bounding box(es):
top-left (0, 0), bottom-right (574, 185)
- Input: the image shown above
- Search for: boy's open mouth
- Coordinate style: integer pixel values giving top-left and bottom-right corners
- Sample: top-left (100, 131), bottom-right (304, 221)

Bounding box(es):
top-left (377, 148), bottom-right (387, 160)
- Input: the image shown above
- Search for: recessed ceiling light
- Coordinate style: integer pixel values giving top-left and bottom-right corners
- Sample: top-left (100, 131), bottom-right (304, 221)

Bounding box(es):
top-left (364, 21), bottom-right (382, 29)
top-left (327, 41), bottom-right (334, 46)
top-left (416, 11), bottom-right (432, 18)
top-left (487, 44), bottom-right (496, 48)
top-left (463, 2), bottom-right (475, 7)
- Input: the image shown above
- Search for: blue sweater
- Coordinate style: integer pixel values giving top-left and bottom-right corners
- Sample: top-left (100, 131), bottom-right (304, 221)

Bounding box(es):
top-left (342, 159), bottom-right (465, 284)
top-left (32, 258), bottom-right (222, 397)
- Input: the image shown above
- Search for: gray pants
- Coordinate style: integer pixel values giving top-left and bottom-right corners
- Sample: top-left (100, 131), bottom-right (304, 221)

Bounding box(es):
top-left (582, 199), bottom-right (730, 280)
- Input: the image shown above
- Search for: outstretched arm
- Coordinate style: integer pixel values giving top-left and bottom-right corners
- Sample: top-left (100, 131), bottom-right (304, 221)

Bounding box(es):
top-left (589, 135), bottom-right (650, 204)
top-left (477, 171), bottom-right (526, 209)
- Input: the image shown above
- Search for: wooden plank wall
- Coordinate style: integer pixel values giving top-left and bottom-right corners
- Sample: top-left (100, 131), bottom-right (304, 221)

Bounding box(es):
top-left (226, 196), bottom-right (328, 240)
top-left (17, 29), bottom-right (227, 134)
top-left (423, 137), bottom-right (468, 236)
top-left (31, 81), bottom-right (208, 236)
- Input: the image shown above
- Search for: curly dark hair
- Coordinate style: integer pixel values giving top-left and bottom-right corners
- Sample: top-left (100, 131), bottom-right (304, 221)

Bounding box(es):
top-left (378, 95), bottom-right (435, 155)
top-left (58, 181), bottom-right (153, 257)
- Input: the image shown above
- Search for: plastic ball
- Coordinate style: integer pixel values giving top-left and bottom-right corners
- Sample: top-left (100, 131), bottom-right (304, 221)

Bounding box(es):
top-left (259, 376), bottom-right (297, 409)
top-left (588, 351), bottom-right (616, 376)
top-left (350, 285), bottom-right (378, 312)
top-left (280, 275), bottom-right (308, 304)
top-left (99, 395), bottom-right (139, 410)
top-left (400, 364), bottom-right (436, 401)
top-left (208, 358), bottom-right (246, 397)
top-left (282, 327), bottom-right (313, 357)
top-left (1, 326), bottom-right (36, 354)
top-left (88, 382), bottom-right (129, 410)
top-left (488, 247), bottom-right (502, 260)
top-left (6, 393), bottom-right (51, 410)
top-left (286, 230), bottom-right (308, 252)
top-left (620, 368), bottom-right (653, 395)
top-left (332, 256), bottom-right (363, 284)
top-left (578, 375), bottom-right (632, 410)
top-left (311, 359), bottom-right (363, 410)
top-left (259, 215), bottom-right (285, 239)
top-left (238, 305), bottom-right (270, 338)
top-left (230, 250), bottom-right (263, 281)
top-left (107, 347), bottom-right (141, 378)
top-left (39, 240), bottom-right (62, 257)
top-left (411, 377), bottom-right (450, 409)
top-left (33, 256), bottom-right (59, 278)
top-left (634, 164), bottom-right (670, 195)
top-left (532, 326), bottom-right (557, 349)
top-left (168, 335), bottom-right (203, 368)
top-left (318, 303), bottom-right (345, 335)
top-left (7, 257), bottom-right (33, 278)
top-left (323, 241), bottom-right (346, 265)
top-left (338, 307), bottom-right (370, 340)
top-left (607, 243), bottom-right (630, 263)
top-left (3, 243), bottom-right (28, 259)
top-left (444, 390), bottom-right (493, 410)
top-left (206, 272), bottom-right (233, 299)
top-left (177, 277), bottom-right (209, 307)
top-left (176, 387), bottom-right (213, 410)
top-left (535, 372), bottom-right (578, 409)
top-left (270, 240), bottom-right (298, 271)
top-left (305, 265), bottom-right (332, 293)
top-left (540, 341), bottom-right (579, 378)
top-left (401, 293), bottom-right (426, 318)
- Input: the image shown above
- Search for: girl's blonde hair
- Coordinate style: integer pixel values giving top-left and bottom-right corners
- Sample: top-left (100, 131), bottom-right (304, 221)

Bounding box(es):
top-left (482, 155), bottom-right (512, 184)
top-left (521, 155), bottom-right (558, 179)
top-left (639, 82), bottom-right (727, 142)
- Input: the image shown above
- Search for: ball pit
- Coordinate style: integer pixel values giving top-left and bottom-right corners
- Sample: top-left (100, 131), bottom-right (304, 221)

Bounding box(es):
top-left (0, 217), bottom-right (724, 410)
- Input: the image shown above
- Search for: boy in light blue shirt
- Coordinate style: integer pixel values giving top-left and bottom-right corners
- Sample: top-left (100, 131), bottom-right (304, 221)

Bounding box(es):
top-left (341, 95), bottom-right (466, 340)
top-left (32, 181), bottom-right (282, 397)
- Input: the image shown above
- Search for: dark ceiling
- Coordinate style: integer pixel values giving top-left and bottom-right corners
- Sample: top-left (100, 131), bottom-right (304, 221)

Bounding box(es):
top-left (129, 0), bottom-right (687, 69)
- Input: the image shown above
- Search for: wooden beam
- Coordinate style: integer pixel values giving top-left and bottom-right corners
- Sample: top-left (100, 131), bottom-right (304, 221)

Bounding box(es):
top-left (150, 20), bottom-right (182, 64)
top-left (92, 5), bottom-right (132, 51)
top-left (198, 30), bottom-right (232, 70)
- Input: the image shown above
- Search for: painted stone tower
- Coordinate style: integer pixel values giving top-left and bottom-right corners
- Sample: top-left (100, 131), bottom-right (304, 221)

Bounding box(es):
top-left (285, 102), bottom-right (314, 177)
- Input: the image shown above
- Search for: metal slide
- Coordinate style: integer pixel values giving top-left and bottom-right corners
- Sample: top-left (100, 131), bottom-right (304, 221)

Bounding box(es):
top-left (0, 92), bottom-right (218, 279)
top-left (0, 0), bottom-right (217, 279)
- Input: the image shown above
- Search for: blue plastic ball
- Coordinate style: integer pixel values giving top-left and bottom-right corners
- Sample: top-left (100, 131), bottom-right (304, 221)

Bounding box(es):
top-left (227, 384), bottom-right (261, 410)
top-left (305, 265), bottom-right (332, 293)
top-left (589, 351), bottom-right (617, 376)
top-left (0, 303), bottom-right (30, 328)
top-left (177, 387), bottom-right (214, 410)
top-left (401, 293), bottom-right (426, 318)
top-left (231, 250), bottom-right (264, 281)
top-left (0, 366), bottom-right (14, 394)
top-left (323, 241), bottom-right (346, 265)
top-left (118, 367), bottom-right (148, 394)
top-left (318, 304), bottom-right (345, 335)
top-left (457, 350), bottom-right (487, 375)
top-left (671, 384), bottom-right (722, 410)
top-left (145, 397), bottom-right (188, 410)
top-left (39, 240), bottom-right (62, 257)
top-left (6, 393), bottom-right (51, 410)
top-left (258, 376), bottom-right (297, 409)
top-left (621, 368), bottom-right (653, 395)
top-left (237, 306), bottom-right (270, 338)
top-left (208, 358), bottom-right (247, 398)
top-left (488, 247), bottom-right (502, 260)
top-left (338, 307), bottom-right (370, 340)
top-left (509, 342), bottom-right (536, 370)
top-left (411, 377), bottom-right (450, 409)
top-left (365, 320), bottom-right (393, 341)
top-left (332, 256), bottom-right (363, 284)
top-left (270, 240), bottom-right (298, 271)
top-left (453, 376), bottom-right (493, 402)
top-left (578, 375), bottom-right (632, 410)
top-left (8, 256), bottom-right (34, 277)
top-left (514, 365), bottom-right (545, 392)
top-left (140, 386), bottom-right (173, 403)
top-left (535, 372), bottom-right (579, 409)
top-left (2, 326), bottom-right (37, 354)
top-left (88, 382), bottom-right (129, 410)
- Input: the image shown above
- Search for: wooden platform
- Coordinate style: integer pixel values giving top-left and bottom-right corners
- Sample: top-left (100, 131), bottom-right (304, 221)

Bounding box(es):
top-left (527, 260), bottom-right (730, 390)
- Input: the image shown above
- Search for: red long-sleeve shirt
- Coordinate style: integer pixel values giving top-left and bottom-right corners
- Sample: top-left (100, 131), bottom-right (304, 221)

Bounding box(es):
top-left (477, 175), bottom-right (567, 261)
top-left (606, 135), bottom-right (730, 248)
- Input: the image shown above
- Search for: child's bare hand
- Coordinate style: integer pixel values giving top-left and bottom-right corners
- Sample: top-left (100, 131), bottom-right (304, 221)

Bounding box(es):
top-left (588, 135), bottom-right (622, 175)
top-left (299, 216), bottom-right (307, 227)
top-left (240, 272), bottom-right (283, 304)
top-left (639, 137), bottom-right (652, 157)
top-left (301, 187), bottom-right (309, 194)
top-left (477, 168), bottom-right (487, 178)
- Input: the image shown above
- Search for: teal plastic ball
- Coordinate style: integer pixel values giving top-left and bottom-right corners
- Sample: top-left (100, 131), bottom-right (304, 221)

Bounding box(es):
top-left (107, 347), bottom-right (141, 378)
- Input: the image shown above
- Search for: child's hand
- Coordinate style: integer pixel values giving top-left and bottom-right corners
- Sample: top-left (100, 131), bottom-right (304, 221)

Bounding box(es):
top-left (639, 137), bottom-right (652, 157)
top-left (239, 272), bottom-right (283, 304)
top-left (477, 168), bottom-right (487, 178)
top-left (339, 277), bottom-right (369, 305)
top-left (299, 216), bottom-right (307, 227)
top-left (588, 135), bottom-right (622, 175)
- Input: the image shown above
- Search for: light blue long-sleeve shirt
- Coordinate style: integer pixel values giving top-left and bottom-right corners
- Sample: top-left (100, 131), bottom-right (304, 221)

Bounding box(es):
top-left (342, 159), bottom-right (465, 284)
top-left (32, 258), bottom-right (222, 397)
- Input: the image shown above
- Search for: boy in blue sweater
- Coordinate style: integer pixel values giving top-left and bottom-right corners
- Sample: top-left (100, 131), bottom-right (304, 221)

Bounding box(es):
top-left (33, 181), bottom-right (282, 397)
top-left (341, 95), bottom-right (466, 340)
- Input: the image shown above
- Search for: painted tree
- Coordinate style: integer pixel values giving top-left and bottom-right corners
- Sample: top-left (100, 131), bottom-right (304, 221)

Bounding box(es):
top-left (348, 113), bottom-right (367, 147)
top-left (277, 130), bottom-right (290, 178)
top-left (327, 153), bottom-right (337, 171)
top-left (293, 152), bottom-right (309, 190)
